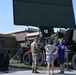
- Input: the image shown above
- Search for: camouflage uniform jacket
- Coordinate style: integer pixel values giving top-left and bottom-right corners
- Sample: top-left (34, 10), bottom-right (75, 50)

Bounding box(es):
top-left (31, 41), bottom-right (39, 55)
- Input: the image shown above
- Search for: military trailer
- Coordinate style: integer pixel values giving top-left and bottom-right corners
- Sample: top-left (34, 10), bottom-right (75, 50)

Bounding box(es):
top-left (20, 28), bottom-right (76, 70)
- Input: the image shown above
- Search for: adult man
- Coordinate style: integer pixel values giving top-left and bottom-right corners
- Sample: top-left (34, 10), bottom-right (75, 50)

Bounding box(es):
top-left (31, 37), bottom-right (39, 73)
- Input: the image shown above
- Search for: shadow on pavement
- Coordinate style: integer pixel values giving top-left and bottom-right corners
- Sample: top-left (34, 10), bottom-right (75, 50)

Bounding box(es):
top-left (54, 73), bottom-right (75, 75)
top-left (0, 67), bottom-right (30, 74)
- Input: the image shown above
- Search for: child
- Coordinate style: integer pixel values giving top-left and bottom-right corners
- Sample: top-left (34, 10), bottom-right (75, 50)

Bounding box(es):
top-left (57, 38), bottom-right (66, 74)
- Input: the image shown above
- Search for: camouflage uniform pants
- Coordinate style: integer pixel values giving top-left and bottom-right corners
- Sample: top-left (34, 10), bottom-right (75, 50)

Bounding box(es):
top-left (32, 54), bottom-right (38, 72)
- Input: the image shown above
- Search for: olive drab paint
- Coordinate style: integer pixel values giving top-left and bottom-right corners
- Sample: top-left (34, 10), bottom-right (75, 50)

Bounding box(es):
top-left (13, 0), bottom-right (75, 28)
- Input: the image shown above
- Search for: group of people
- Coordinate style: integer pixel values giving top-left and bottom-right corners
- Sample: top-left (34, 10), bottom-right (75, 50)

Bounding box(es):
top-left (31, 36), bottom-right (65, 75)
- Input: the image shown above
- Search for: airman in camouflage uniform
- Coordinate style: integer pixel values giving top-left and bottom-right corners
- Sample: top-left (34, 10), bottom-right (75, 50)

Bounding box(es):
top-left (31, 37), bottom-right (39, 73)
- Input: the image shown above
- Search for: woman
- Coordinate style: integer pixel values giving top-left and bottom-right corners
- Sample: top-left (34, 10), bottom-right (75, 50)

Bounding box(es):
top-left (44, 40), bottom-right (58, 75)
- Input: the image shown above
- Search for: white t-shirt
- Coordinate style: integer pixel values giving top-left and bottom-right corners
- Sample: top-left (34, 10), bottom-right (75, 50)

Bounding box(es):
top-left (45, 44), bottom-right (56, 55)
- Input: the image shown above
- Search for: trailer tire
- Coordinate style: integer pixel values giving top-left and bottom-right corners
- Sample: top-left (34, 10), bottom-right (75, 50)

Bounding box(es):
top-left (22, 52), bottom-right (32, 65)
top-left (72, 54), bottom-right (76, 70)
top-left (38, 52), bottom-right (44, 66)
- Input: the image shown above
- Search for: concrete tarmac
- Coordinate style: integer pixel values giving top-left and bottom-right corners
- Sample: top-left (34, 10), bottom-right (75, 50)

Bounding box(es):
top-left (0, 67), bottom-right (76, 75)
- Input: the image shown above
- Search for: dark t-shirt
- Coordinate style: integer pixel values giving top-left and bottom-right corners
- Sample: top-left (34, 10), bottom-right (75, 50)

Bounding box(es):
top-left (58, 43), bottom-right (65, 58)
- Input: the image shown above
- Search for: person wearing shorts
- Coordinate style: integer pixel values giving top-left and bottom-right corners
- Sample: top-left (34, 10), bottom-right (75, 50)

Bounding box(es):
top-left (57, 38), bottom-right (65, 74)
top-left (44, 40), bottom-right (58, 75)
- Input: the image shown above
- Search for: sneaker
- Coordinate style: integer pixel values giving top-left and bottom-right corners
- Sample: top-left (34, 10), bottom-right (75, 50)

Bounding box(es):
top-left (61, 71), bottom-right (64, 74)
top-left (51, 71), bottom-right (54, 75)
top-left (34, 71), bottom-right (40, 73)
top-left (51, 73), bottom-right (54, 75)
top-left (32, 69), bottom-right (34, 73)
top-left (58, 71), bottom-right (64, 74)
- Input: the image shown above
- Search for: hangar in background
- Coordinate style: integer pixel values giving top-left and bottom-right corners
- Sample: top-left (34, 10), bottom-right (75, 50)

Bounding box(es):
top-left (0, 33), bottom-right (16, 58)
top-left (0, 28), bottom-right (38, 58)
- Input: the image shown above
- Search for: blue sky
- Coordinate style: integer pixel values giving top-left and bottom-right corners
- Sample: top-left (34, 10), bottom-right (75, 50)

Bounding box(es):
top-left (0, 0), bottom-right (76, 33)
